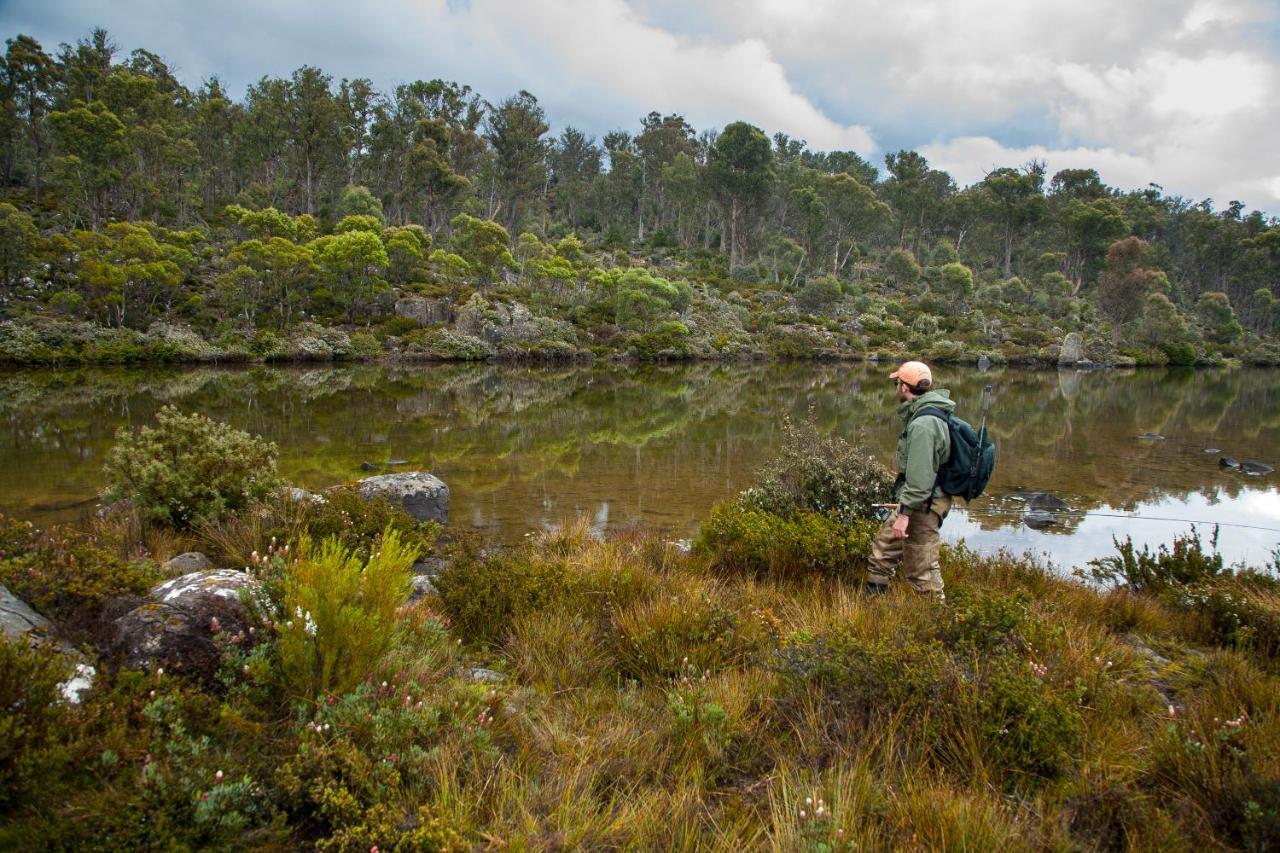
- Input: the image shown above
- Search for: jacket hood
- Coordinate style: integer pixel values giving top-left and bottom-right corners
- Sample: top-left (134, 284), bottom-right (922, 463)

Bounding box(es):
top-left (898, 389), bottom-right (955, 421)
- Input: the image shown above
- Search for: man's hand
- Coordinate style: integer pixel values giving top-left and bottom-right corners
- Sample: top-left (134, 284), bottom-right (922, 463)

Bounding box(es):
top-left (891, 511), bottom-right (910, 539)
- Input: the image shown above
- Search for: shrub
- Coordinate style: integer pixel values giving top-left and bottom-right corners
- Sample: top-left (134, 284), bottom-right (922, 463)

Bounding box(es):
top-left (402, 328), bottom-right (493, 360)
top-left (945, 587), bottom-right (1033, 653)
top-left (974, 653), bottom-right (1083, 782)
top-left (742, 415), bottom-right (895, 524)
top-left (777, 627), bottom-right (1083, 785)
top-left (277, 527), bottom-right (418, 700)
top-left (433, 548), bottom-right (568, 645)
top-left (1165, 582), bottom-right (1280, 659)
top-left (0, 516), bottom-right (157, 632)
top-left (299, 485), bottom-right (439, 562)
top-left (1083, 528), bottom-right (1224, 592)
top-left (697, 502), bottom-right (875, 580)
top-left (0, 638), bottom-right (72, 809)
top-left (104, 406), bottom-right (281, 529)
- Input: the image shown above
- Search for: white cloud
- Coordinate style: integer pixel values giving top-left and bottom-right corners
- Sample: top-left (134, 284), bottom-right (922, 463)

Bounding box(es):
top-left (427, 0), bottom-right (876, 152)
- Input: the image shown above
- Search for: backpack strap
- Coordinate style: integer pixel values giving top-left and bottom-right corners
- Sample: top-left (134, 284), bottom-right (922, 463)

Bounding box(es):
top-left (911, 407), bottom-right (952, 512)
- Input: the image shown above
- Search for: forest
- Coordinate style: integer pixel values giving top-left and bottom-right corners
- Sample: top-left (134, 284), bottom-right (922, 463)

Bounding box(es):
top-left (1, 27), bottom-right (1279, 366)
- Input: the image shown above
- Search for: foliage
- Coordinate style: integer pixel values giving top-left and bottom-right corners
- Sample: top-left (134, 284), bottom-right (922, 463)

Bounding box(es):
top-left (0, 638), bottom-right (72, 809)
top-left (698, 501), bottom-right (875, 580)
top-left (432, 547), bottom-right (568, 645)
top-left (299, 484), bottom-right (440, 561)
top-left (276, 527), bottom-right (418, 700)
top-left (0, 515), bottom-right (157, 630)
top-left (104, 405), bottom-right (281, 528)
top-left (1083, 528), bottom-right (1224, 592)
top-left (743, 415), bottom-right (896, 524)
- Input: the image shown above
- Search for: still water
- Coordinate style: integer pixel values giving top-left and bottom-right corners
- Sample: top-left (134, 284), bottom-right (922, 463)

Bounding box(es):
top-left (2, 363), bottom-right (1278, 569)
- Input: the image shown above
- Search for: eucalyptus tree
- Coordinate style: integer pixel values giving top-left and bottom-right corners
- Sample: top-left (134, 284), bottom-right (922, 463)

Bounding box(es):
top-left (705, 121), bottom-right (774, 271)
top-left (47, 98), bottom-right (127, 227)
top-left (192, 78), bottom-right (242, 213)
top-left (3, 35), bottom-right (56, 201)
top-left (483, 90), bottom-right (549, 238)
top-left (548, 126), bottom-right (601, 230)
top-left (819, 172), bottom-right (891, 275)
top-left (600, 130), bottom-right (641, 239)
top-left (882, 150), bottom-right (955, 258)
top-left (285, 66), bottom-right (342, 216)
top-left (979, 163), bottom-right (1045, 277)
top-left (634, 112), bottom-right (698, 240)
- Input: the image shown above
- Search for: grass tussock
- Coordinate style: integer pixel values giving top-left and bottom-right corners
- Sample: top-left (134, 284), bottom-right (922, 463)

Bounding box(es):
top-left (4, 511), bottom-right (1280, 849)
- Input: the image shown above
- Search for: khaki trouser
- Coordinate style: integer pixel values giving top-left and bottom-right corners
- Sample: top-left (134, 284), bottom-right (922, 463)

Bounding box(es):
top-left (866, 495), bottom-right (951, 594)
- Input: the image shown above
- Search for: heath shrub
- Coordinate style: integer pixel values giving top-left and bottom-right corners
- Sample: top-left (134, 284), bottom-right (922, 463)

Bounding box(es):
top-left (104, 406), bottom-right (281, 529)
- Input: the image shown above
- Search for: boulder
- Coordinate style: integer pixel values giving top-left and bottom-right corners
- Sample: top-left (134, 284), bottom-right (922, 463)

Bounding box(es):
top-left (407, 575), bottom-right (437, 603)
top-left (162, 552), bottom-right (215, 575)
top-left (3, 585), bottom-right (99, 704)
top-left (465, 667), bottom-right (506, 684)
top-left (358, 471), bottom-right (450, 524)
top-left (1025, 493), bottom-right (1070, 512)
top-left (112, 569), bottom-right (259, 680)
top-left (1, 583), bottom-right (53, 641)
top-left (1058, 332), bottom-right (1085, 365)
top-left (283, 486), bottom-right (326, 504)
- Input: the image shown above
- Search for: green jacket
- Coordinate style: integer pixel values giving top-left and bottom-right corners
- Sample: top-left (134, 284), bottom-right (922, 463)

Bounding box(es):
top-left (893, 389), bottom-right (955, 512)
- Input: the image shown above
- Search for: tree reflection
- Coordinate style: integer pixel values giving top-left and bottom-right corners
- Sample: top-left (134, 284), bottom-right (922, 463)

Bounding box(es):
top-left (1, 364), bottom-right (1278, 545)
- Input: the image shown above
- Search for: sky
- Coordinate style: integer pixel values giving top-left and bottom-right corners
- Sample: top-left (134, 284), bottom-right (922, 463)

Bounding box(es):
top-left (4, 0), bottom-right (1279, 214)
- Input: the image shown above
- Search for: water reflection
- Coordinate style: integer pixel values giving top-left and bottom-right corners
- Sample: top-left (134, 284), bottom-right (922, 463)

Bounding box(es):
top-left (1, 363), bottom-right (1277, 567)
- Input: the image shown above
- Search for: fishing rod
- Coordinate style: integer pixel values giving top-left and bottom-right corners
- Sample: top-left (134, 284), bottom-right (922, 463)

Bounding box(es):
top-left (959, 505), bottom-right (1280, 534)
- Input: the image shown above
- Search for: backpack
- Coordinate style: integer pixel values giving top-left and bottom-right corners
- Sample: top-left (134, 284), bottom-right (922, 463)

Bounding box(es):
top-left (915, 407), bottom-right (996, 502)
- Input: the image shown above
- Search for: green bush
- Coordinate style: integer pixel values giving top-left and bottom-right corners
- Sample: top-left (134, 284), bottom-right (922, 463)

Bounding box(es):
top-left (0, 638), bottom-right (72, 809)
top-left (402, 328), bottom-right (493, 360)
top-left (697, 501), bottom-right (875, 580)
top-left (104, 406), bottom-right (281, 529)
top-left (975, 653), bottom-right (1082, 781)
top-left (277, 527), bottom-right (418, 700)
top-left (609, 579), bottom-right (763, 680)
top-left (1084, 528), bottom-right (1224, 592)
top-left (742, 416), bottom-right (895, 524)
top-left (433, 548), bottom-right (568, 645)
top-left (945, 587), bottom-right (1033, 653)
top-left (778, 627), bottom-right (1082, 785)
top-left (1165, 581), bottom-right (1280, 659)
top-left (0, 516), bottom-right (157, 631)
top-left (299, 485), bottom-right (439, 562)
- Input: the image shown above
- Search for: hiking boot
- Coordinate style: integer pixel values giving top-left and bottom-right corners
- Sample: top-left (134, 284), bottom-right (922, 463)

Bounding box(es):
top-left (860, 580), bottom-right (890, 597)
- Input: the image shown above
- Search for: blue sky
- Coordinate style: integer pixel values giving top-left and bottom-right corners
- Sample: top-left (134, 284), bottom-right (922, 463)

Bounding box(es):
top-left (4, 0), bottom-right (1279, 213)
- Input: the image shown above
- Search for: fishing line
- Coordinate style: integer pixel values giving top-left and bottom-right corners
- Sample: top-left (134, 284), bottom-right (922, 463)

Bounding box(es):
top-left (961, 505), bottom-right (1280, 534)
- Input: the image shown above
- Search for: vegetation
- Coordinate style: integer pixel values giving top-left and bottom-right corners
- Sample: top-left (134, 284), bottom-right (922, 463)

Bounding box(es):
top-left (1, 29), bottom-right (1279, 367)
top-left (103, 405), bottom-right (281, 528)
top-left (2, 410), bottom-right (1279, 848)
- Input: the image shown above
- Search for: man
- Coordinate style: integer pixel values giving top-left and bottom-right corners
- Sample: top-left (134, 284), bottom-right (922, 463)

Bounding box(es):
top-left (865, 360), bottom-right (954, 599)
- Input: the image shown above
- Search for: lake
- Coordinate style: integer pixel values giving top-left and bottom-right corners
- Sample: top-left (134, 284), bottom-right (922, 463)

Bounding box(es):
top-left (2, 362), bottom-right (1278, 570)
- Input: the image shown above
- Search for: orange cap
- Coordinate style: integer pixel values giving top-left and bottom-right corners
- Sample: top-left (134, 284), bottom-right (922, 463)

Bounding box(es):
top-left (890, 360), bottom-right (932, 387)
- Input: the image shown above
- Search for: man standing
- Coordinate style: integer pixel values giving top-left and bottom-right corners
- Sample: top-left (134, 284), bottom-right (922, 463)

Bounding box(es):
top-left (865, 360), bottom-right (954, 599)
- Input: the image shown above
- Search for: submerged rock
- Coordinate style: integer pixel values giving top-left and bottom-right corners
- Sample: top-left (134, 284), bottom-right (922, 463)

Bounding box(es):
top-left (358, 471), bottom-right (450, 524)
top-left (1023, 510), bottom-right (1059, 530)
top-left (1241, 460), bottom-right (1274, 476)
top-left (1136, 432), bottom-right (1165, 441)
top-left (1026, 493), bottom-right (1070, 512)
top-left (1220, 457), bottom-right (1240, 470)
